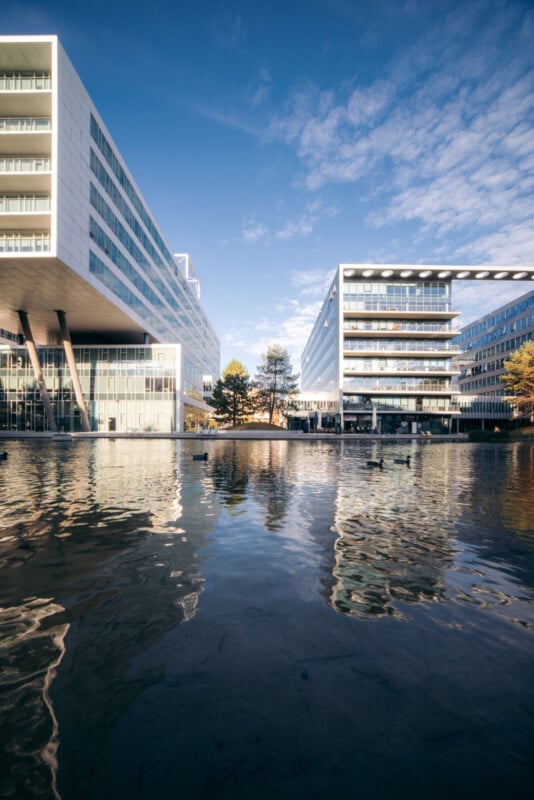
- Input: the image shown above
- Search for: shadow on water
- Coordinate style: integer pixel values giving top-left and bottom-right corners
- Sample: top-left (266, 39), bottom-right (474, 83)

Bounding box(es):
top-left (0, 438), bottom-right (533, 799)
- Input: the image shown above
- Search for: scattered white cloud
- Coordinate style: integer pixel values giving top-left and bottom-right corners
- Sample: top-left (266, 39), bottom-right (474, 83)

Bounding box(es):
top-left (453, 281), bottom-right (531, 328)
top-left (222, 282), bottom-right (329, 374)
top-left (239, 199), bottom-right (340, 244)
top-left (454, 223), bottom-right (534, 266)
top-left (268, 2), bottom-right (534, 264)
top-left (290, 267), bottom-right (336, 297)
top-left (210, 6), bottom-right (245, 49)
top-left (248, 66), bottom-right (272, 107)
top-left (241, 220), bottom-right (268, 243)
top-left (275, 200), bottom-right (340, 240)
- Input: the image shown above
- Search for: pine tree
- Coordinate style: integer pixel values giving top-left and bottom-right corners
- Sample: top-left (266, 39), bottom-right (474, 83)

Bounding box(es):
top-left (253, 345), bottom-right (299, 425)
top-left (210, 359), bottom-right (252, 427)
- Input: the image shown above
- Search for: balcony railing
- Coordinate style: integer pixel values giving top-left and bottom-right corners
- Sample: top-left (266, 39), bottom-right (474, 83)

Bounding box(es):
top-left (0, 156), bottom-right (51, 173)
top-left (343, 321), bottom-right (453, 333)
top-left (343, 378), bottom-right (452, 393)
top-left (0, 73), bottom-right (51, 91)
top-left (343, 362), bottom-right (453, 373)
top-left (343, 301), bottom-right (450, 313)
top-left (0, 194), bottom-right (50, 213)
top-left (343, 340), bottom-right (458, 353)
top-left (0, 232), bottom-right (50, 253)
top-left (343, 400), bottom-right (453, 413)
top-left (0, 118), bottom-right (51, 132)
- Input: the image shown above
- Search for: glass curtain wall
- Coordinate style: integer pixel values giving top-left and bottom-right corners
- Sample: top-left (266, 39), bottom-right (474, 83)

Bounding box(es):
top-left (0, 345), bottom-right (182, 432)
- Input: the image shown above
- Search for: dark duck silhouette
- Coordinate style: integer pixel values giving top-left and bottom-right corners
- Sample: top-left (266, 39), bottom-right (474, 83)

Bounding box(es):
top-left (393, 455), bottom-right (411, 466)
top-left (192, 452), bottom-right (208, 461)
top-left (0, 452), bottom-right (8, 461)
top-left (367, 458), bottom-right (384, 469)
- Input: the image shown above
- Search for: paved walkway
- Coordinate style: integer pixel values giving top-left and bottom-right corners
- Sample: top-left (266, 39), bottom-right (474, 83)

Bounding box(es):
top-left (0, 430), bottom-right (468, 442)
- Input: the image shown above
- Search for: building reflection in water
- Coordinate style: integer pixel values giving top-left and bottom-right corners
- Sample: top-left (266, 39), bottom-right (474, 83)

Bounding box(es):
top-left (329, 441), bottom-right (534, 620)
top-left (0, 599), bottom-right (68, 799)
top-left (330, 442), bottom-right (456, 618)
top-left (1, 439), bottom-right (532, 797)
top-left (0, 439), bottom-right (219, 800)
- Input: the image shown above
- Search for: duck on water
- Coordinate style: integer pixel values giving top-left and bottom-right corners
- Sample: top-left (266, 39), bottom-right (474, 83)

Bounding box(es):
top-left (366, 456), bottom-right (411, 469)
top-left (367, 458), bottom-right (384, 469)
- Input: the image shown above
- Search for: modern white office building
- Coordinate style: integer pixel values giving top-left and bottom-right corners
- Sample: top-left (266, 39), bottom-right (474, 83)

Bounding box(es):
top-left (0, 35), bottom-right (219, 432)
top-left (300, 264), bottom-right (534, 434)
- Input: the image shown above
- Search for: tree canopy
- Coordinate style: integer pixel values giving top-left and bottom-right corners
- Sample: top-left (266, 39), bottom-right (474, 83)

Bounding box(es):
top-left (500, 341), bottom-right (534, 416)
top-left (253, 344), bottom-right (299, 424)
top-left (210, 359), bottom-right (252, 427)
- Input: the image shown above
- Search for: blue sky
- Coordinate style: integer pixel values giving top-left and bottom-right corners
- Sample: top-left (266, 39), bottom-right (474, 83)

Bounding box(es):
top-left (2, 0), bottom-right (533, 375)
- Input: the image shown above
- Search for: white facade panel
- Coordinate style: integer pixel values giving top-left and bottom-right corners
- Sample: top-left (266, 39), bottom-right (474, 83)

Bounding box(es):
top-left (0, 34), bottom-right (220, 430)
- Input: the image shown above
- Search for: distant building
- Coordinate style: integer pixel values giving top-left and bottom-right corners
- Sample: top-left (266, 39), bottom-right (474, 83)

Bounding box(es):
top-left (453, 289), bottom-right (534, 429)
top-left (297, 264), bottom-right (534, 434)
top-left (0, 35), bottom-right (219, 432)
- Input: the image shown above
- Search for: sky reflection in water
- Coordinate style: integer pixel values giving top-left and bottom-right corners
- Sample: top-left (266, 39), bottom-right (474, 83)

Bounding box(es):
top-left (0, 438), bottom-right (533, 799)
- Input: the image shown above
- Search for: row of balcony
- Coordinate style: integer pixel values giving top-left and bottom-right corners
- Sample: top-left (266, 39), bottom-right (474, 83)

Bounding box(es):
top-left (344, 355), bottom-right (452, 366)
top-left (343, 401), bottom-right (453, 413)
top-left (0, 73), bottom-right (51, 91)
top-left (343, 379), bottom-right (453, 394)
top-left (343, 341), bottom-right (458, 353)
top-left (343, 321), bottom-right (455, 334)
top-left (0, 231), bottom-right (50, 252)
top-left (0, 117), bottom-right (51, 132)
top-left (0, 156), bottom-right (50, 172)
top-left (343, 301), bottom-right (452, 314)
top-left (0, 194), bottom-right (50, 212)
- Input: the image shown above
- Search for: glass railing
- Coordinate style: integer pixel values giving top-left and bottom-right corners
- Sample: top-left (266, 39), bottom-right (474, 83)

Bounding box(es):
top-left (0, 156), bottom-right (51, 172)
top-left (343, 360), bottom-right (453, 373)
top-left (343, 399), bottom-right (453, 413)
top-left (0, 232), bottom-right (50, 253)
top-left (0, 73), bottom-right (51, 91)
top-left (343, 378), bottom-right (451, 392)
top-left (343, 301), bottom-right (450, 313)
top-left (0, 118), bottom-right (51, 132)
top-left (0, 195), bottom-right (50, 212)
top-left (343, 321), bottom-right (453, 333)
top-left (343, 340), bottom-right (457, 352)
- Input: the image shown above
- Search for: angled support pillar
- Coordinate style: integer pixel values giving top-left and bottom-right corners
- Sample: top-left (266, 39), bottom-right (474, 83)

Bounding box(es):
top-left (56, 310), bottom-right (91, 432)
top-left (17, 310), bottom-right (58, 433)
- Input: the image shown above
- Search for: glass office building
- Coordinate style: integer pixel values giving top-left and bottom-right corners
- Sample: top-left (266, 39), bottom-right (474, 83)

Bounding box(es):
top-left (0, 36), bottom-right (219, 432)
top-left (0, 344), bottom-right (186, 432)
top-left (301, 265), bottom-right (460, 434)
top-left (301, 265), bottom-right (534, 435)
top-left (452, 289), bottom-right (534, 428)
top-left (454, 289), bottom-right (534, 396)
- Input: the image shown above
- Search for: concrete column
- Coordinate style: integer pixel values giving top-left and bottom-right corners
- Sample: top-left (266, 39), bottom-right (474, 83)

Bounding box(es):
top-left (17, 310), bottom-right (58, 433)
top-left (56, 310), bottom-right (91, 432)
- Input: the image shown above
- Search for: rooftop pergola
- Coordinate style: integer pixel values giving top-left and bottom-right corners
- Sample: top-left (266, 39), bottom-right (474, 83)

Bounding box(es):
top-left (340, 264), bottom-right (534, 281)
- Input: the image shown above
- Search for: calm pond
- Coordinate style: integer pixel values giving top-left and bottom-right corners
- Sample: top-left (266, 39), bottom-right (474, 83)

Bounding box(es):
top-left (0, 438), bottom-right (533, 800)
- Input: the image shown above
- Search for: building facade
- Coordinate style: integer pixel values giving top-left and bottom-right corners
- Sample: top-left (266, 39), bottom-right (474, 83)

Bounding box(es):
top-left (300, 264), bottom-right (534, 434)
top-left (0, 35), bottom-right (219, 432)
top-left (453, 289), bottom-right (534, 428)
top-left (0, 343), bottom-right (188, 433)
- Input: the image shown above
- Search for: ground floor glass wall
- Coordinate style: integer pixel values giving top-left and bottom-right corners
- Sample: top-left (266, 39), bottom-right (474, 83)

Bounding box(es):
top-left (0, 345), bottom-right (183, 432)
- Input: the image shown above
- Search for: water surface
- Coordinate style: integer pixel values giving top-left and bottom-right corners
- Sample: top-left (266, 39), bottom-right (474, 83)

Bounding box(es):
top-left (0, 438), bottom-right (533, 799)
